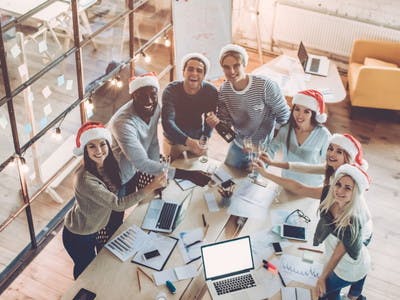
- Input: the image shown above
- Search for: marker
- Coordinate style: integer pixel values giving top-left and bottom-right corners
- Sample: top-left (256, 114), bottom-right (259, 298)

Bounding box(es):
top-left (186, 240), bottom-right (201, 248)
top-left (186, 256), bottom-right (201, 265)
top-left (166, 280), bottom-right (176, 294)
top-left (262, 260), bottom-right (277, 273)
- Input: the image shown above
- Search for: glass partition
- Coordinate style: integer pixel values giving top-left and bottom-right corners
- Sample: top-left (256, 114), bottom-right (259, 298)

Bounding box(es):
top-left (0, 103), bottom-right (14, 163)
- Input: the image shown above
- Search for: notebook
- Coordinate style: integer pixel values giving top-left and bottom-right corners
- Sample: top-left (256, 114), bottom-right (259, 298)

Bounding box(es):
top-left (297, 41), bottom-right (329, 77)
top-left (141, 190), bottom-right (192, 233)
top-left (201, 236), bottom-right (266, 300)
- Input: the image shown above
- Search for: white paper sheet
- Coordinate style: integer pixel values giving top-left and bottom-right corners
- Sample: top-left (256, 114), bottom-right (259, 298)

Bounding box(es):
top-left (204, 192), bottom-right (219, 212)
top-left (10, 44), bottom-right (21, 58)
top-left (153, 265), bottom-right (198, 286)
top-left (178, 228), bottom-right (204, 263)
top-left (278, 254), bottom-right (323, 286)
top-left (227, 181), bottom-right (275, 219)
top-left (214, 167), bottom-right (232, 182)
top-left (281, 287), bottom-right (311, 300)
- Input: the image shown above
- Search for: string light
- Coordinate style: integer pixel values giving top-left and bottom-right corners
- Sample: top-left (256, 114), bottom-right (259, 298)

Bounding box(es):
top-left (116, 75), bottom-right (123, 88)
top-left (164, 35), bottom-right (171, 47)
top-left (20, 157), bottom-right (29, 173)
top-left (9, 156), bottom-right (16, 167)
top-left (52, 127), bottom-right (62, 141)
top-left (141, 51), bottom-right (151, 63)
top-left (86, 97), bottom-right (94, 111)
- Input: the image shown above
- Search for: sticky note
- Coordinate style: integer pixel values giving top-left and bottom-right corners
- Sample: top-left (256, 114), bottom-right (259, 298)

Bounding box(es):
top-left (10, 44), bottom-right (21, 58)
top-left (42, 86), bottom-right (51, 98)
top-left (39, 117), bottom-right (47, 129)
top-left (38, 40), bottom-right (48, 53)
top-left (18, 64), bottom-right (28, 78)
top-left (66, 79), bottom-right (73, 90)
top-left (43, 104), bottom-right (52, 116)
top-left (57, 74), bottom-right (65, 86)
top-left (24, 123), bottom-right (32, 134)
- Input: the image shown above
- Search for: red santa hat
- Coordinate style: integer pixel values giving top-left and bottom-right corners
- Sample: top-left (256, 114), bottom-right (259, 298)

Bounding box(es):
top-left (335, 163), bottom-right (372, 192)
top-left (292, 89), bottom-right (327, 123)
top-left (129, 72), bottom-right (160, 94)
top-left (219, 43), bottom-right (249, 66)
top-left (73, 122), bottom-right (112, 156)
top-left (181, 52), bottom-right (211, 78)
top-left (329, 133), bottom-right (368, 170)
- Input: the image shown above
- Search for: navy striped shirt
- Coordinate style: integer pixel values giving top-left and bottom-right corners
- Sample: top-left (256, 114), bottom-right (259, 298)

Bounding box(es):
top-left (217, 75), bottom-right (290, 147)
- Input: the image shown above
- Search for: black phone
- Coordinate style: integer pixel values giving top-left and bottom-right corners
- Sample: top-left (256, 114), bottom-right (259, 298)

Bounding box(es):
top-left (272, 242), bottom-right (283, 255)
top-left (142, 249), bottom-right (160, 260)
top-left (220, 179), bottom-right (235, 189)
top-left (73, 288), bottom-right (96, 300)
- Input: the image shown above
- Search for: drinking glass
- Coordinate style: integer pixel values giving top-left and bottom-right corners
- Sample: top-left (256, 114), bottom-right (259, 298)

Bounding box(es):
top-left (199, 134), bottom-right (208, 163)
top-left (160, 155), bottom-right (171, 186)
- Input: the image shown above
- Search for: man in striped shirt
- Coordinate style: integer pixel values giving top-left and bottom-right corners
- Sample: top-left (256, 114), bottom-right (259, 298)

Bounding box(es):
top-left (207, 44), bottom-right (290, 170)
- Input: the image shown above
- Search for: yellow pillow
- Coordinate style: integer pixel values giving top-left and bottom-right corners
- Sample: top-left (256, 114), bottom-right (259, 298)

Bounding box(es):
top-left (364, 57), bottom-right (398, 68)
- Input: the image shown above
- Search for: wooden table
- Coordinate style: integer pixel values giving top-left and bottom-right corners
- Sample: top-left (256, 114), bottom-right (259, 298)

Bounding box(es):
top-left (62, 157), bottom-right (323, 299)
top-left (252, 55), bottom-right (346, 104)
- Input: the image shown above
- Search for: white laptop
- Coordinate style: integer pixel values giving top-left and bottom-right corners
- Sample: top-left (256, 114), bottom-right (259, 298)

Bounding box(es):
top-left (297, 41), bottom-right (330, 77)
top-left (201, 236), bottom-right (267, 300)
top-left (141, 191), bottom-right (192, 233)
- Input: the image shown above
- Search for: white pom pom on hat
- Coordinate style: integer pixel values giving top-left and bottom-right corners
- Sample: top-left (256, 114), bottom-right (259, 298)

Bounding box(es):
top-left (329, 133), bottom-right (368, 170)
top-left (129, 72), bottom-right (160, 94)
top-left (219, 43), bottom-right (249, 66)
top-left (181, 52), bottom-right (211, 78)
top-left (73, 122), bottom-right (112, 156)
top-left (292, 89), bottom-right (327, 123)
top-left (335, 163), bottom-right (372, 192)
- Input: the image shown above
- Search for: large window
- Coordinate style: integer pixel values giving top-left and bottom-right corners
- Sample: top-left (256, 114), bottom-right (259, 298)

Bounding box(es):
top-left (0, 0), bottom-right (173, 283)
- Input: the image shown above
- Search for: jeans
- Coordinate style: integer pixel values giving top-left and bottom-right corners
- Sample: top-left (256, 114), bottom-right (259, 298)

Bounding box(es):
top-left (224, 142), bottom-right (250, 170)
top-left (319, 271), bottom-right (366, 300)
top-left (62, 227), bottom-right (97, 279)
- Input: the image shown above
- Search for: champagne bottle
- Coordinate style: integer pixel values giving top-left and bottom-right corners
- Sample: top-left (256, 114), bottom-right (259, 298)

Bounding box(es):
top-left (206, 112), bottom-right (235, 143)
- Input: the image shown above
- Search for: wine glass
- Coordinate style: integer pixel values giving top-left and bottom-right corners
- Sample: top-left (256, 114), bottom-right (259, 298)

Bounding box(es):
top-left (248, 146), bottom-right (259, 180)
top-left (160, 155), bottom-right (170, 186)
top-left (199, 134), bottom-right (208, 163)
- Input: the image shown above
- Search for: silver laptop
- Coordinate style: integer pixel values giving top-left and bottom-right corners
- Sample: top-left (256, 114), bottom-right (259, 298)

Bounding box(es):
top-left (141, 191), bottom-right (192, 233)
top-left (201, 236), bottom-right (267, 300)
top-left (297, 41), bottom-right (329, 77)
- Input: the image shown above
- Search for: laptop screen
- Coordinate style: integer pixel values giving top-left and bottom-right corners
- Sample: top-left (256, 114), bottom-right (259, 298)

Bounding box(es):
top-left (297, 41), bottom-right (308, 70)
top-left (201, 236), bottom-right (254, 281)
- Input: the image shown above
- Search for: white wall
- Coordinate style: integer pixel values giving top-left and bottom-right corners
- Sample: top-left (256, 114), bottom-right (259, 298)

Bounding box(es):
top-left (233, 0), bottom-right (400, 56)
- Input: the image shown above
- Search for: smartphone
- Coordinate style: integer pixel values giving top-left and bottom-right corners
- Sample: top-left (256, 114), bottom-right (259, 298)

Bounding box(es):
top-left (280, 223), bottom-right (307, 241)
top-left (220, 179), bottom-right (235, 189)
top-left (142, 249), bottom-right (160, 260)
top-left (73, 288), bottom-right (96, 300)
top-left (272, 242), bottom-right (283, 255)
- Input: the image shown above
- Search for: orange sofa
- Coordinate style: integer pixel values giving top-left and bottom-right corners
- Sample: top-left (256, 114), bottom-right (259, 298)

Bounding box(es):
top-left (348, 40), bottom-right (400, 110)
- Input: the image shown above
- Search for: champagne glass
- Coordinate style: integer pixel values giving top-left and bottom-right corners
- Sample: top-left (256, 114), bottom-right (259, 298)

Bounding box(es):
top-left (199, 134), bottom-right (208, 163)
top-left (160, 155), bottom-right (170, 187)
top-left (248, 145), bottom-right (258, 180)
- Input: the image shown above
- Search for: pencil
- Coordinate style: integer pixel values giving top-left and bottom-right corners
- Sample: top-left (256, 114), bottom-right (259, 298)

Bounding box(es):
top-left (277, 271), bottom-right (286, 287)
top-left (137, 269), bottom-right (141, 291)
top-left (202, 213), bottom-right (207, 227)
top-left (186, 256), bottom-right (201, 264)
top-left (204, 223), bottom-right (210, 237)
top-left (298, 247), bottom-right (324, 254)
top-left (137, 266), bottom-right (154, 283)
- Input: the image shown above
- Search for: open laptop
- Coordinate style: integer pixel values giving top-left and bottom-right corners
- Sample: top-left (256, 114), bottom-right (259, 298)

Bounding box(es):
top-left (297, 41), bottom-right (330, 77)
top-left (141, 190), bottom-right (192, 233)
top-left (201, 236), bottom-right (266, 300)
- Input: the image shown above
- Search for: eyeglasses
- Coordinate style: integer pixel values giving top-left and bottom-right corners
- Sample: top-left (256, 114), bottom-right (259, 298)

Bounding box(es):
top-left (285, 209), bottom-right (311, 224)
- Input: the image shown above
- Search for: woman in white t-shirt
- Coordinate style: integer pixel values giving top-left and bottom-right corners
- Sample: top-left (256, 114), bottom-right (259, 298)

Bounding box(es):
top-left (313, 164), bottom-right (371, 300)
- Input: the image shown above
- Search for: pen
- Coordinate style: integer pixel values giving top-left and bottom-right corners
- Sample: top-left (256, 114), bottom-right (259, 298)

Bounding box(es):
top-left (137, 266), bottom-right (154, 283)
top-left (298, 247), bottom-right (324, 254)
top-left (278, 271), bottom-right (286, 287)
top-left (186, 240), bottom-right (202, 248)
top-left (202, 213), bottom-right (207, 227)
top-left (137, 269), bottom-right (141, 291)
top-left (186, 256), bottom-right (201, 264)
top-left (204, 224), bottom-right (210, 237)
top-left (262, 260), bottom-right (277, 273)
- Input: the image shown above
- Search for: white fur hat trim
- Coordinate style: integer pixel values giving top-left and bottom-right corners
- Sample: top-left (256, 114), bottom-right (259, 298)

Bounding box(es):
top-left (129, 75), bottom-right (160, 94)
top-left (219, 44), bottom-right (249, 66)
top-left (181, 52), bottom-right (211, 78)
top-left (335, 164), bottom-right (371, 192)
top-left (73, 128), bottom-right (112, 156)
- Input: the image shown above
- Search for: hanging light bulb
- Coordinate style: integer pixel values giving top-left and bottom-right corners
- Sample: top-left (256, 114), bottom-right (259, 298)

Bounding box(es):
top-left (20, 157), bottom-right (29, 173)
top-left (86, 97), bottom-right (94, 111)
top-left (9, 156), bottom-right (16, 167)
top-left (164, 36), bottom-right (171, 47)
top-left (116, 75), bottom-right (123, 88)
top-left (142, 51), bottom-right (151, 63)
top-left (52, 127), bottom-right (62, 141)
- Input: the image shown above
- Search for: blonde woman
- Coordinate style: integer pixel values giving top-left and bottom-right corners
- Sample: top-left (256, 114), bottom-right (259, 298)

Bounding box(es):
top-left (314, 164), bottom-right (371, 300)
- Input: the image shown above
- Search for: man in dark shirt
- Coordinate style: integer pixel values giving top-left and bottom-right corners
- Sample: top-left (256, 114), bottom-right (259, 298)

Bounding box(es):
top-left (161, 53), bottom-right (218, 160)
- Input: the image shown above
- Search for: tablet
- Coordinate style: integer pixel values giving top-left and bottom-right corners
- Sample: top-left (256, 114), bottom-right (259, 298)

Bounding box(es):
top-left (280, 223), bottom-right (307, 241)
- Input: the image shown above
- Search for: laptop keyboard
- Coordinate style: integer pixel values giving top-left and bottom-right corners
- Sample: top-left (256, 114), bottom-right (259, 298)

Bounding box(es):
top-left (157, 202), bottom-right (177, 229)
top-left (310, 58), bottom-right (320, 72)
top-left (213, 274), bottom-right (256, 295)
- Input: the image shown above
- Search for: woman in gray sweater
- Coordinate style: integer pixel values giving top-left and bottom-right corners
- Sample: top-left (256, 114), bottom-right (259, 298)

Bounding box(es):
top-left (63, 122), bottom-right (165, 279)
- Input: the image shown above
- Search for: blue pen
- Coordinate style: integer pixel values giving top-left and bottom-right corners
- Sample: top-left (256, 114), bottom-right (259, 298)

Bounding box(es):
top-left (166, 280), bottom-right (176, 294)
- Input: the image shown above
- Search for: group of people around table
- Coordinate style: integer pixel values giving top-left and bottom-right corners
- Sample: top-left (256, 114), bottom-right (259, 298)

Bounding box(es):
top-left (62, 43), bottom-right (371, 300)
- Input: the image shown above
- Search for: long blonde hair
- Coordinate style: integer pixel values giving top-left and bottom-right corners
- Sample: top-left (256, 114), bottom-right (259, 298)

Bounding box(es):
top-left (319, 173), bottom-right (366, 242)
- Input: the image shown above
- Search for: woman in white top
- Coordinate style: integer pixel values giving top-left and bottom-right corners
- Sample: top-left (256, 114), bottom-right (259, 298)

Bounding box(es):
top-left (254, 133), bottom-right (368, 199)
top-left (268, 89), bottom-right (331, 186)
top-left (313, 164), bottom-right (371, 300)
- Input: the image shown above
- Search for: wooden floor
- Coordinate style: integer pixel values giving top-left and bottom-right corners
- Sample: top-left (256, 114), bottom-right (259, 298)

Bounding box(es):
top-left (2, 50), bottom-right (400, 299)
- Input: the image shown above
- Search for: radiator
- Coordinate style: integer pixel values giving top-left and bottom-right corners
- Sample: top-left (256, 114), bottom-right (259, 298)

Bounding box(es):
top-left (273, 3), bottom-right (400, 56)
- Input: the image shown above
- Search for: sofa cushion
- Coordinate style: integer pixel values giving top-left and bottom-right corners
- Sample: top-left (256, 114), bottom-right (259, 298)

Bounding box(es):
top-left (364, 57), bottom-right (398, 68)
top-left (348, 63), bottom-right (363, 93)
